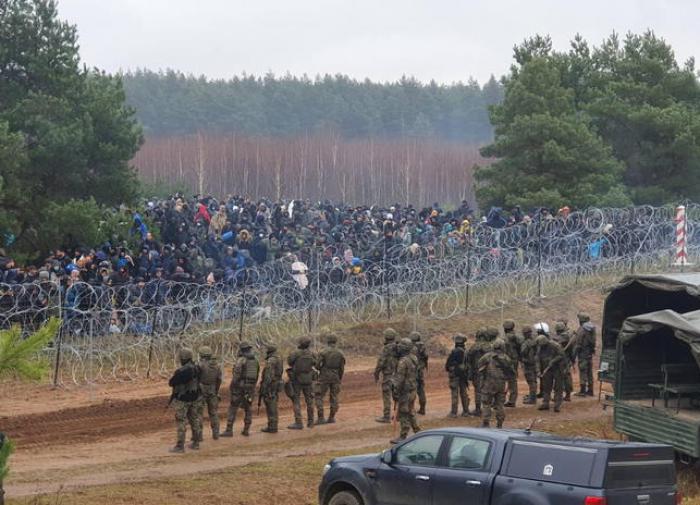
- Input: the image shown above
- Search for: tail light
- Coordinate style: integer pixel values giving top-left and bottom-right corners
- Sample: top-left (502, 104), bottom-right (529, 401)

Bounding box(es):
top-left (676, 491), bottom-right (683, 505)
top-left (584, 498), bottom-right (607, 505)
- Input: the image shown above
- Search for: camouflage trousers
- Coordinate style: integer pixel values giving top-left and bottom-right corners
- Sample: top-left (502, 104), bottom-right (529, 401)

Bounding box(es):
top-left (416, 374), bottom-right (427, 412)
top-left (292, 382), bottom-right (315, 425)
top-left (315, 382), bottom-right (341, 420)
top-left (482, 390), bottom-right (505, 426)
top-left (471, 376), bottom-right (482, 412)
top-left (397, 390), bottom-right (420, 438)
top-left (198, 390), bottom-right (220, 436)
top-left (506, 362), bottom-right (519, 404)
top-left (541, 370), bottom-right (563, 409)
top-left (173, 398), bottom-right (203, 447)
top-left (448, 376), bottom-right (469, 415)
top-left (523, 363), bottom-right (538, 396)
top-left (263, 392), bottom-right (279, 430)
top-left (578, 357), bottom-right (594, 390)
top-left (381, 379), bottom-right (393, 418)
top-left (563, 364), bottom-right (573, 395)
top-left (227, 387), bottom-right (254, 431)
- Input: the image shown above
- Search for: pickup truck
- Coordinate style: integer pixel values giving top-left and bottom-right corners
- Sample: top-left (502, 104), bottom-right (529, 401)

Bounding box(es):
top-left (319, 427), bottom-right (680, 505)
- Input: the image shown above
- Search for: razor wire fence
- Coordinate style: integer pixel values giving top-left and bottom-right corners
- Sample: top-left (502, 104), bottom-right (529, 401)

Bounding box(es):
top-left (1, 204), bottom-right (697, 385)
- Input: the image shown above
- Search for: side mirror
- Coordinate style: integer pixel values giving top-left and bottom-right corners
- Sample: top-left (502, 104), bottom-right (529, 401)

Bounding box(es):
top-left (381, 449), bottom-right (393, 465)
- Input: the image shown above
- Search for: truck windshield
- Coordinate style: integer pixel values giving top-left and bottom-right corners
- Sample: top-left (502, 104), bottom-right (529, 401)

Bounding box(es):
top-left (605, 460), bottom-right (675, 489)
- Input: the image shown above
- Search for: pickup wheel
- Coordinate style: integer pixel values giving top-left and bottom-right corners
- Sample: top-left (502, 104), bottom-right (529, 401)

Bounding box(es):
top-left (328, 490), bottom-right (363, 505)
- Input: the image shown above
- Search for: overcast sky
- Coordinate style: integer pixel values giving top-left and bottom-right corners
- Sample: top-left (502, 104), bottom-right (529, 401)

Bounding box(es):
top-left (58, 0), bottom-right (697, 85)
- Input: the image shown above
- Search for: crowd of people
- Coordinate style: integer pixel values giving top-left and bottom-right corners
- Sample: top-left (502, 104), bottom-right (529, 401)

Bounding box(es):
top-left (168, 314), bottom-right (597, 451)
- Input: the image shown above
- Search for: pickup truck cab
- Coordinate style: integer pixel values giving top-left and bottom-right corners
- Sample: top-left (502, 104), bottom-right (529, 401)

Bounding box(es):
top-left (319, 427), bottom-right (679, 505)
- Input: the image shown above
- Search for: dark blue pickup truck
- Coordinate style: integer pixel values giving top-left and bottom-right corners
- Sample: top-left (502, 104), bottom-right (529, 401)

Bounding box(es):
top-left (319, 428), bottom-right (680, 505)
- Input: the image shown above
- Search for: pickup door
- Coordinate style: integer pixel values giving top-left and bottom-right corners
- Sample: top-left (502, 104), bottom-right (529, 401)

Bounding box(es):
top-left (431, 434), bottom-right (493, 505)
top-left (373, 434), bottom-right (444, 505)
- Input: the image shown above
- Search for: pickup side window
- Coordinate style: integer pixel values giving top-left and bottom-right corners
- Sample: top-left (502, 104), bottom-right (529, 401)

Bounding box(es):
top-left (396, 435), bottom-right (444, 467)
top-left (446, 436), bottom-right (491, 470)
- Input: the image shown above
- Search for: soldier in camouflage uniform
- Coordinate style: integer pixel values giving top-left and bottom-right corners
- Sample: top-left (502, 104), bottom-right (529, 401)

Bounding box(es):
top-left (260, 343), bottom-right (283, 433)
top-left (410, 331), bottom-right (429, 415)
top-left (466, 328), bottom-right (490, 417)
top-left (197, 346), bottom-right (222, 440)
top-left (502, 320), bottom-right (521, 407)
top-left (390, 338), bottom-right (421, 444)
top-left (374, 328), bottom-right (398, 423)
top-left (554, 321), bottom-right (574, 402)
top-left (315, 332), bottom-right (346, 424)
top-left (519, 326), bottom-right (538, 404)
top-left (287, 336), bottom-right (317, 429)
top-left (478, 339), bottom-right (514, 428)
top-left (222, 341), bottom-right (259, 437)
top-left (168, 348), bottom-right (203, 453)
top-left (535, 326), bottom-right (566, 412)
top-left (445, 334), bottom-right (469, 418)
top-left (574, 313), bottom-right (596, 396)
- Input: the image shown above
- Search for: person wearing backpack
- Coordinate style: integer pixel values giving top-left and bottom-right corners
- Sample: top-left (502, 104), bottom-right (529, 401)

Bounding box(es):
top-left (315, 332), bottom-right (346, 425)
top-left (221, 341), bottom-right (259, 437)
top-left (197, 346), bottom-right (222, 440)
top-left (287, 336), bottom-right (317, 429)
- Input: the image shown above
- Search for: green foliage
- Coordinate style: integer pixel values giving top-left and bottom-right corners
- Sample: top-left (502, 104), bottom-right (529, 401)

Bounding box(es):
top-left (0, 436), bottom-right (13, 483)
top-left (122, 70), bottom-right (502, 143)
top-left (0, 0), bottom-right (142, 256)
top-left (479, 31), bottom-right (700, 209)
top-left (0, 317), bottom-right (60, 381)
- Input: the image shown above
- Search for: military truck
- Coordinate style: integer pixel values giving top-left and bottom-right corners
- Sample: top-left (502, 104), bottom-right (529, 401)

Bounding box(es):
top-left (614, 306), bottom-right (700, 460)
top-left (601, 273), bottom-right (700, 384)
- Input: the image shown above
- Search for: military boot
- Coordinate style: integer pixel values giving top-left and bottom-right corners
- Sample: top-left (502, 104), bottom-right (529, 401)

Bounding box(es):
top-left (496, 420), bottom-right (503, 429)
top-left (212, 428), bottom-right (220, 440)
top-left (261, 426), bottom-right (278, 433)
top-left (522, 394), bottom-right (535, 405)
top-left (586, 387), bottom-right (595, 397)
top-left (564, 392), bottom-right (571, 402)
top-left (574, 385), bottom-right (586, 397)
top-left (189, 440), bottom-right (200, 450)
top-left (504, 401), bottom-right (516, 408)
top-left (471, 408), bottom-right (482, 417)
top-left (375, 416), bottom-right (391, 423)
top-left (538, 402), bottom-right (550, 411)
top-left (316, 417), bottom-right (327, 425)
top-left (287, 422), bottom-right (304, 430)
top-left (307, 419), bottom-right (314, 428)
top-left (241, 425), bottom-right (250, 437)
top-left (220, 425), bottom-right (234, 437)
top-left (169, 443), bottom-right (185, 454)
top-left (448, 411), bottom-right (458, 418)
top-left (417, 407), bottom-right (426, 415)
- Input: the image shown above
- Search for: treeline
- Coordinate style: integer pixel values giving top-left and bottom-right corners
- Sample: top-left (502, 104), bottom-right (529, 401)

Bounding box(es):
top-left (122, 70), bottom-right (502, 142)
top-left (135, 134), bottom-right (483, 206)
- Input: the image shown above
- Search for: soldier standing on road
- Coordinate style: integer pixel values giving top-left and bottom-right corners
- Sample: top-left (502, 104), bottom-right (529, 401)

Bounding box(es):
top-left (554, 321), bottom-right (574, 402)
top-left (260, 343), bottom-right (283, 433)
top-left (478, 339), bottom-right (513, 428)
top-left (168, 348), bottom-right (203, 453)
top-left (410, 331), bottom-right (429, 415)
top-left (315, 332), bottom-right (346, 425)
top-left (503, 320), bottom-right (521, 407)
top-left (374, 328), bottom-right (398, 423)
top-left (390, 338), bottom-right (421, 444)
top-left (445, 334), bottom-right (469, 418)
top-left (519, 326), bottom-right (538, 404)
top-left (287, 336), bottom-right (317, 429)
top-left (466, 328), bottom-right (490, 417)
top-left (574, 313), bottom-right (596, 397)
top-left (197, 346), bottom-right (222, 440)
top-left (222, 341), bottom-right (259, 437)
top-left (535, 324), bottom-right (566, 412)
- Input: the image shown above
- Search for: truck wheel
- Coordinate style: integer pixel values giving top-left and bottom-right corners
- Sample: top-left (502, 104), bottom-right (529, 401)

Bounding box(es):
top-left (329, 490), bottom-right (363, 505)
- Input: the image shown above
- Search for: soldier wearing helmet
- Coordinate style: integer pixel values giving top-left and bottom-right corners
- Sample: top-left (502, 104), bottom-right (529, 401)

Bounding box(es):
top-left (477, 338), bottom-right (513, 428)
top-left (445, 334), bottom-right (470, 418)
top-left (410, 331), bottom-right (429, 415)
top-left (197, 346), bottom-right (222, 440)
top-left (502, 320), bottom-right (521, 407)
top-left (286, 336), bottom-right (317, 430)
top-left (519, 325), bottom-right (538, 404)
top-left (315, 332), bottom-right (346, 425)
top-left (465, 328), bottom-right (490, 417)
top-left (535, 333), bottom-right (566, 412)
top-left (167, 348), bottom-right (203, 453)
top-left (374, 328), bottom-right (399, 423)
top-left (222, 341), bottom-right (259, 437)
top-left (390, 338), bottom-right (421, 444)
top-left (554, 320), bottom-right (574, 402)
top-left (574, 317), bottom-right (597, 397)
top-left (259, 343), bottom-right (283, 434)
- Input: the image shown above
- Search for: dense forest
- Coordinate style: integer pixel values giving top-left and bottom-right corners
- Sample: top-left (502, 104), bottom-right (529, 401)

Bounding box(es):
top-left (122, 70), bottom-right (502, 142)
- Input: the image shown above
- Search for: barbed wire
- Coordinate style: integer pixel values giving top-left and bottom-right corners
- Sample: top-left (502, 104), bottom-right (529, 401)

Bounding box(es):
top-left (0, 204), bottom-right (695, 384)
